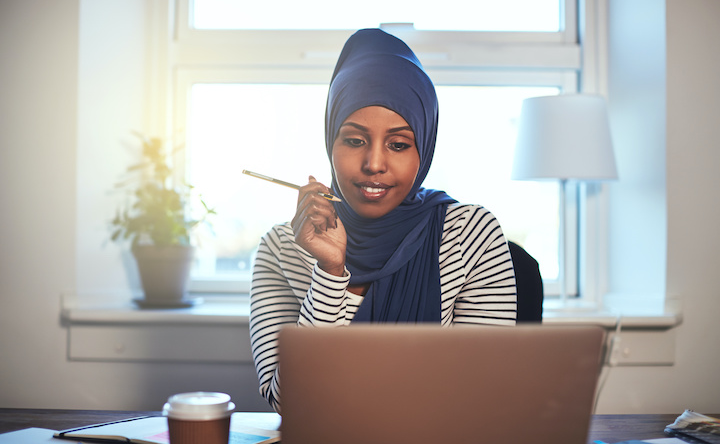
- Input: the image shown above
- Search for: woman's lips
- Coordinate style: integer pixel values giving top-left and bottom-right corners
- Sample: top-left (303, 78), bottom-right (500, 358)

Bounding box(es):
top-left (357, 182), bottom-right (390, 200)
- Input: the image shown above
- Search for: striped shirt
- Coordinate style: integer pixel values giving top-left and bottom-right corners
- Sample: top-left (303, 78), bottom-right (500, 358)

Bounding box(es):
top-left (249, 203), bottom-right (517, 412)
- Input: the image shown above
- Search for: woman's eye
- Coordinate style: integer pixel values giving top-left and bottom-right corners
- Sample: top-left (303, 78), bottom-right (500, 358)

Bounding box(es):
top-left (344, 138), bottom-right (365, 147)
top-left (389, 142), bottom-right (411, 151)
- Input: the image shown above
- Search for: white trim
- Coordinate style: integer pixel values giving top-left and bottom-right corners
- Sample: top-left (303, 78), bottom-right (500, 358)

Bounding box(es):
top-left (576, 0), bottom-right (612, 306)
top-left (560, 0), bottom-right (579, 43)
top-left (174, 67), bottom-right (579, 89)
top-left (579, 0), bottom-right (610, 95)
top-left (171, 41), bottom-right (582, 71)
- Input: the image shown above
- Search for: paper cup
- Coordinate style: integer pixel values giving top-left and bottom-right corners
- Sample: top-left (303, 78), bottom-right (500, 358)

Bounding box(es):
top-left (163, 392), bottom-right (235, 444)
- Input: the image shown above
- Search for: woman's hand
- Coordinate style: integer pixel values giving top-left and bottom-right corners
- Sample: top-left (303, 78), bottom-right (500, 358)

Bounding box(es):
top-left (291, 176), bottom-right (347, 276)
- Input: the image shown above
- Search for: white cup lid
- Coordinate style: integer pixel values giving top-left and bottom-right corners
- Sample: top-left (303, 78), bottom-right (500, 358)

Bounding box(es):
top-left (162, 392), bottom-right (235, 421)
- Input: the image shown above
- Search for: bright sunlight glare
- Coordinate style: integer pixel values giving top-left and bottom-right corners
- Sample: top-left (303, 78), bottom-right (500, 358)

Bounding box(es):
top-left (187, 83), bottom-right (560, 280)
top-left (192, 0), bottom-right (560, 32)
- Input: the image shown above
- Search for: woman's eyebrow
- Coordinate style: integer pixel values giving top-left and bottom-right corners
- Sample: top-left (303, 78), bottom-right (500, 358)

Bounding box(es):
top-left (388, 125), bottom-right (413, 134)
top-left (340, 122), bottom-right (368, 131)
top-left (340, 122), bottom-right (413, 134)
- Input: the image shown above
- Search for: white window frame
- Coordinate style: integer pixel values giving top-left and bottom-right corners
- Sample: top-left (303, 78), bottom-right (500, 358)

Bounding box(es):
top-left (152, 0), bottom-right (609, 305)
top-left (176, 0), bottom-right (578, 44)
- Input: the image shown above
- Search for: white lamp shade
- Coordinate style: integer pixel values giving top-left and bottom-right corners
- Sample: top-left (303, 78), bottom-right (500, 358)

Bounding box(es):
top-left (511, 94), bottom-right (618, 181)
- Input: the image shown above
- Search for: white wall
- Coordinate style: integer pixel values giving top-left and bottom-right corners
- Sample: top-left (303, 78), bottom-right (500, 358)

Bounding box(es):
top-left (664, 0), bottom-right (720, 411)
top-left (596, 0), bottom-right (720, 413)
top-left (0, 0), bottom-right (269, 412)
top-left (76, 0), bottom-right (147, 296)
top-left (1, 0), bottom-right (719, 414)
top-left (0, 0), bottom-right (80, 408)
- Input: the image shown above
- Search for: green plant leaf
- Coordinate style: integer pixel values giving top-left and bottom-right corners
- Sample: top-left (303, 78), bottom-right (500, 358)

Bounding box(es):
top-left (109, 133), bottom-right (214, 248)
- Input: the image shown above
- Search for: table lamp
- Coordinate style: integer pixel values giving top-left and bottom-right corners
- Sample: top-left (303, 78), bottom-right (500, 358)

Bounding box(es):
top-left (511, 94), bottom-right (618, 303)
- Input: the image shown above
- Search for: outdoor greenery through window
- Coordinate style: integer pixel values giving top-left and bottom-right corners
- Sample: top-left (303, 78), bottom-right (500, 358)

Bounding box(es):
top-left (175, 0), bottom-right (580, 296)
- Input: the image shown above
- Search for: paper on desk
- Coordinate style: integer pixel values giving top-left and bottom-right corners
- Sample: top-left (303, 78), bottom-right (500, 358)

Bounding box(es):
top-left (230, 412), bottom-right (281, 443)
top-left (0, 427), bottom-right (57, 443)
top-left (608, 439), bottom-right (688, 443)
top-left (53, 413), bottom-right (279, 444)
top-left (0, 413), bottom-right (281, 444)
top-left (643, 439), bottom-right (691, 443)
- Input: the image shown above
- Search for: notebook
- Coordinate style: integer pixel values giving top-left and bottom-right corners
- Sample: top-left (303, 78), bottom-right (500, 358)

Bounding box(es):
top-left (278, 324), bottom-right (605, 444)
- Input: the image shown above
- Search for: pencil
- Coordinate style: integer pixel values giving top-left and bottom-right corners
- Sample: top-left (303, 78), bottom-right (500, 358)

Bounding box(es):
top-left (242, 170), bottom-right (342, 202)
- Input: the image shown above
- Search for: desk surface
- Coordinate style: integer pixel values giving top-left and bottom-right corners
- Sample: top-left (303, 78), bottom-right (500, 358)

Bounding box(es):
top-left (0, 408), bottom-right (691, 443)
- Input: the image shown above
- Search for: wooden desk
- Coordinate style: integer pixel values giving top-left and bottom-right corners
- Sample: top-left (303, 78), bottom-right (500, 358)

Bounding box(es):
top-left (0, 408), bottom-right (697, 443)
top-left (588, 414), bottom-right (679, 442)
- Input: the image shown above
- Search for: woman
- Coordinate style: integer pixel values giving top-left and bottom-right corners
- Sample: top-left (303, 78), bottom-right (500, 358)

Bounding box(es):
top-left (249, 29), bottom-right (517, 413)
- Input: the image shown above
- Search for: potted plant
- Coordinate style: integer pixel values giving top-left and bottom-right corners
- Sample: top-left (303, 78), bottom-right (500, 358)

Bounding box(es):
top-left (110, 133), bottom-right (214, 308)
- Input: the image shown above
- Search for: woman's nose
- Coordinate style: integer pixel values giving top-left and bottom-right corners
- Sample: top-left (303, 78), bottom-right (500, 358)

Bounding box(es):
top-left (361, 143), bottom-right (387, 174)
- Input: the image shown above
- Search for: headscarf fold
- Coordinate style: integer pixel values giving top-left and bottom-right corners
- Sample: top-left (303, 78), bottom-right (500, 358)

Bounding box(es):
top-left (325, 29), bottom-right (456, 323)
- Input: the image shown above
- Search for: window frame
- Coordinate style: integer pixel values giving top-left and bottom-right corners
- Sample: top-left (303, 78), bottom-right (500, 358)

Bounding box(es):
top-left (158, 0), bottom-right (606, 304)
top-left (176, 0), bottom-right (578, 45)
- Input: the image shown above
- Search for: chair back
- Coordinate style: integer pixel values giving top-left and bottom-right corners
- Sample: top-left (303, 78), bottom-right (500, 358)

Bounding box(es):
top-left (508, 241), bottom-right (544, 322)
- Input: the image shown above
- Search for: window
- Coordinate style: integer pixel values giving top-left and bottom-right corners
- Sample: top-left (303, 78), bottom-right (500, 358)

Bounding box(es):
top-left (192, 0), bottom-right (561, 32)
top-left (166, 0), bottom-right (587, 298)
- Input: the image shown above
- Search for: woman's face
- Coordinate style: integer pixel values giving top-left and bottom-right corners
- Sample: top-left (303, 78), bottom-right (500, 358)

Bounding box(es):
top-left (331, 106), bottom-right (420, 219)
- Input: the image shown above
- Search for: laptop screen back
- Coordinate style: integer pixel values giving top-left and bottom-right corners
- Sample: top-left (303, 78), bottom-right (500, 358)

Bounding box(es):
top-left (279, 324), bottom-right (605, 444)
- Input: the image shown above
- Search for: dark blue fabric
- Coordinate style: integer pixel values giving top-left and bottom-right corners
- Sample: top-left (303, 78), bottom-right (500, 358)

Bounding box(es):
top-left (324, 29), bottom-right (457, 323)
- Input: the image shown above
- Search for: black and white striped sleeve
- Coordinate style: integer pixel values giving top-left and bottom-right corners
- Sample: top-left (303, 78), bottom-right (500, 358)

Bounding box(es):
top-left (249, 227), bottom-right (303, 412)
top-left (440, 204), bottom-right (517, 326)
top-left (298, 265), bottom-right (361, 326)
top-left (249, 224), bottom-right (362, 412)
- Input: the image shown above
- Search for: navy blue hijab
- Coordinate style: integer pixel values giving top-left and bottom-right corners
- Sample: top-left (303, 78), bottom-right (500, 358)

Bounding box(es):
top-left (325, 29), bottom-right (456, 323)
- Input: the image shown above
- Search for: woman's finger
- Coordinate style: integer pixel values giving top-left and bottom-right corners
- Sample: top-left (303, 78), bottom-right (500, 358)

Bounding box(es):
top-left (297, 176), bottom-right (335, 205)
top-left (292, 197), bottom-right (336, 233)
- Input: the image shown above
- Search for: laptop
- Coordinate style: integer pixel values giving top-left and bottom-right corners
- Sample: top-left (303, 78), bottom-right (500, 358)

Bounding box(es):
top-left (278, 324), bottom-right (605, 444)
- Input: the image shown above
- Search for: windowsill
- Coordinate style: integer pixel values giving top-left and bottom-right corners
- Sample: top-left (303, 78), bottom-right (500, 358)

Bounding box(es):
top-left (542, 293), bottom-right (682, 328)
top-left (61, 292), bottom-right (681, 328)
top-left (61, 293), bottom-right (255, 363)
top-left (60, 293), bottom-right (681, 365)
top-left (61, 294), bottom-right (252, 325)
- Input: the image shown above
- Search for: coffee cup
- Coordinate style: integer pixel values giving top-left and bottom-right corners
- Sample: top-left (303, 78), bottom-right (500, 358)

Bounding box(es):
top-left (163, 392), bottom-right (235, 444)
